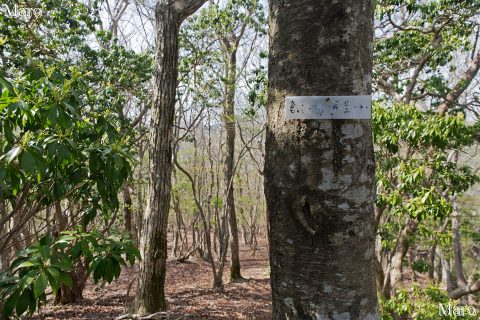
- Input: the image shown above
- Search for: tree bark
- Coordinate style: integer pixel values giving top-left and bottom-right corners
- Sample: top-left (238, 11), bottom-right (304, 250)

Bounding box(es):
top-left (123, 185), bottom-right (133, 235)
top-left (54, 201), bottom-right (68, 233)
top-left (436, 50), bottom-right (480, 114)
top-left (224, 49), bottom-right (242, 281)
top-left (134, 0), bottom-right (206, 314)
top-left (451, 203), bottom-right (467, 287)
top-left (388, 219), bottom-right (418, 296)
top-left (448, 278), bottom-right (480, 300)
top-left (55, 260), bottom-right (88, 304)
top-left (0, 189), bottom-right (9, 271)
top-left (439, 250), bottom-right (453, 292)
top-left (265, 1), bottom-right (379, 318)
top-left (428, 244), bottom-right (436, 282)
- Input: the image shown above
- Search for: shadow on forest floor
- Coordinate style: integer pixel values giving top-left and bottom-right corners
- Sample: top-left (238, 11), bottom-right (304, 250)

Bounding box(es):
top-left (25, 238), bottom-right (272, 320)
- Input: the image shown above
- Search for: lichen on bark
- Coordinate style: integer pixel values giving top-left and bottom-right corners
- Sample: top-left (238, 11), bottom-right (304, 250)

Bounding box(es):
top-left (265, 0), bottom-right (379, 319)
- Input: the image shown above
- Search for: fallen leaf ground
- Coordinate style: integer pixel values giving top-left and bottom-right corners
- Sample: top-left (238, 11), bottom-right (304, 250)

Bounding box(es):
top-left (26, 237), bottom-right (272, 320)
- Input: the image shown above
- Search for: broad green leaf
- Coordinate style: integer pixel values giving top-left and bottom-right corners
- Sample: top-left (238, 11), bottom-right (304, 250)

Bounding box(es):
top-left (59, 272), bottom-right (73, 288)
top-left (104, 258), bottom-right (114, 283)
top-left (2, 292), bottom-right (18, 317)
top-left (39, 245), bottom-right (50, 260)
top-left (46, 267), bottom-right (61, 293)
top-left (20, 150), bottom-right (36, 172)
top-left (17, 270), bottom-right (37, 291)
top-left (0, 275), bottom-right (18, 287)
top-left (14, 261), bottom-right (38, 270)
top-left (50, 261), bottom-right (74, 272)
top-left (0, 75), bottom-right (14, 95)
top-left (2, 146), bottom-right (22, 164)
top-left (34, 272), bottom-right (48, 298)
top-left (16, 288), bottom-right (32, 316)
top-left (3, 123), bottom-right (14, 144)
top-left (39, 234), bottom-right (54, 246)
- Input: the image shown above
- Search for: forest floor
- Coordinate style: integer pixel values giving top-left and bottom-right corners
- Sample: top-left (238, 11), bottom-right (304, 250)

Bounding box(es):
top-left (26, 237), bottom-right (272, 320)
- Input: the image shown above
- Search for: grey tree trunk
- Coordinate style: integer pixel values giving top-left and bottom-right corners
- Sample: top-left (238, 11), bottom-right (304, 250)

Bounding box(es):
top-left (448, 279), bottom-right (480, 300)
top-left (135, 0), bottom-right (206, 314)
top-left (224, 49), bottom-right (242, 281)
top-left (439, 250), bottom-right (453, 292)
top-left (451, 203), bottom-right (467, 287)
top-left (265, 1), bottom-right (379, 318)
top-left (388, 218), bottom-right (417, 296)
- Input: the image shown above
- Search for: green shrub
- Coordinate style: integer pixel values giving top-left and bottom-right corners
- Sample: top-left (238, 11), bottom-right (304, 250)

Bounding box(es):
top-left (0, 229), bottom-right (140, 318)
top-left (381, 284), bottom-right (478, 319)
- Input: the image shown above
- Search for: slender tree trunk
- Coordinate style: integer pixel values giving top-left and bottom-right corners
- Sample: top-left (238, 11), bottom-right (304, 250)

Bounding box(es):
top-left (123, 185), bottom-right (133, 235)
top-left (171, 230), bottom-right (179, 259)
top-left (451, 203), bottom-right (467, 287)
top-left (439, 250), bottom-right (453, 292)
top-left (224, 49), bottom-right (242, 281)
top-left (242, 225), bottom-right (248, 245)
top-left (434, 249), bottom-right (442, 284)
top-left (428, 244), bottom-right (436, 282)
top-left (192, 221), bottom-right (196, 252)
top-left (265, 1), bottom-right (379, 318)
top-left (134, 144), bottom-right (145, 246)
top-left (54, 201), bottom-right (68, 233)
top-left (0, 190), bottom-right (9, 271)
top-left (135, 0), bottom-right (206, 314)
top-left (409, 247), bottom-right (417, 282)
top-left (171, 170), bottom-right (182, 259)
top-left (376, 255), bottom-right (386, 298)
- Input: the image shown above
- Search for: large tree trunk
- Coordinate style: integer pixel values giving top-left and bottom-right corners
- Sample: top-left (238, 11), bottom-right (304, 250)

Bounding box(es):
top-left (265, 1), bottom-right (379, 318)
top-left (224, 49), bottom-right (242, 281)
top-left (135, 0), bottom-right (206, 314)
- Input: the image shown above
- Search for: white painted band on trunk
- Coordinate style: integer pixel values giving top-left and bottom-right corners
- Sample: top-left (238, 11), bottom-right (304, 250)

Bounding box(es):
top-left (284, 95), bottom-right (372, 120)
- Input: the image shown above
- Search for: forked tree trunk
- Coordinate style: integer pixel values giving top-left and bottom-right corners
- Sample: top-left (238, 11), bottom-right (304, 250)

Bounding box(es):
top-left (265, 1), bottom-right (379, 318)
top-left (55, 260), bottom-right (88, 304)
top-left (388, 218), bottom-right (418, 296)
top-left (135, 0), bottom-right (206, 314)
